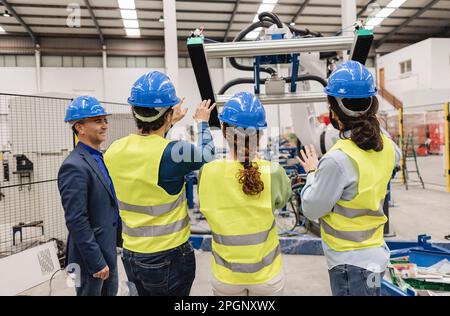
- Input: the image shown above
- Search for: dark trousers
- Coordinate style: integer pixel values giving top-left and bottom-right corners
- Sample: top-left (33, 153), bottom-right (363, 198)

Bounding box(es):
top-left (76, 267), bottom-right (118, 296)
top-left (328, 264), bottom-right (384, 296)
top-left (122, 241), bottom-right (196, 296)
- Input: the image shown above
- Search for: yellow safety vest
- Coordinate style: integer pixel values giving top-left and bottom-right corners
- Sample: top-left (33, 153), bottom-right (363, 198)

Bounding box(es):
top-left (104, 134), bottom-right (189, 253)
top-left (199, 159), bottom-right (282, 285)
top-left (320, 134), bottom-right (395, 252)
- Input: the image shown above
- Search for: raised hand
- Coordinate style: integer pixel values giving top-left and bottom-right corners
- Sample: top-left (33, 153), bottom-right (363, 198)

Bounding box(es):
top-left (296, 144), bottom-right (319, 174)
top-left (193, 99), bottom-right (217, 123)
top-left (172, 97), bottom-right (188, 124)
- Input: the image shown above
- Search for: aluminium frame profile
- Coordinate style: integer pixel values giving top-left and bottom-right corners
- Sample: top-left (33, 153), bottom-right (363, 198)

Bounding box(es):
top-left (203, 35), bottom-right (356, 58)
top-left (215, 91), bottom-right (328, 107)
top-left (203, 35), bottom-right (360, 106)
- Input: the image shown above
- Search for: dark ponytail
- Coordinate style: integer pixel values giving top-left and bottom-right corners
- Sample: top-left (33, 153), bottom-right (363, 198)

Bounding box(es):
top-left (328, 96), bottom-right (383, 152)
top-left (222, 123), bottom-right (264, 196)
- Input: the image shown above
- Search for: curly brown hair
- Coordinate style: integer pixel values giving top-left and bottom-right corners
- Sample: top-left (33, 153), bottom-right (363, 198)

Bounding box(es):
top-left (329, 96), bottom-right (383, 152)
top-left (222, 123), bottom-right (264, 196)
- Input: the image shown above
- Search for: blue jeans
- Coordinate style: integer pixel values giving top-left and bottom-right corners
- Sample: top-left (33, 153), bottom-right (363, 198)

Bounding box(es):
top-left (122, 241), bottom-right (196, 296)
top-left (76, 267), bottom-right (118, 296)
top-left (328, 264), bottom-right (383, 296)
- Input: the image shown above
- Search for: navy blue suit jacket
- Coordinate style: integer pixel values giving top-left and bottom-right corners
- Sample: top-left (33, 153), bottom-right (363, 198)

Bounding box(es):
top-left (58, 143), bottom-right (119, 275)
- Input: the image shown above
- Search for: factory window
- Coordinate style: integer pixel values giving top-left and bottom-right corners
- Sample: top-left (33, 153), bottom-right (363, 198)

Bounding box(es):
top-left (60, 56), bottom-right (90, 67)
top-left (107, 56), bottom-right (126, 68)
top-left (177, 56), bottom-right (222, 68)
top-left (0, 55), bottom-right (35, 67)
top-left (42, 56), bottom-right (63, 67)
top-left (16, 55), bottom-right (35, 67)
top-left (126, 56), bottom-right (137, 67)
top-left (107, 56), bottom-right (164, 68)
top-left (42, 56), bottom-right (102, 68)
top-left (146, 57), bottom-right (164, 68)
top-left (400, 59), bottom-right (412, 74)
top-left (1, 55), bottom-right (17, 67)
top-left (62, 56), bottom-right (73, 67)
top-left (178, 57), bottom-right (187, 68)
top-left (83, 56), bottom-right (102, 67)
top-left (135, 57), bottom-right (147, 68)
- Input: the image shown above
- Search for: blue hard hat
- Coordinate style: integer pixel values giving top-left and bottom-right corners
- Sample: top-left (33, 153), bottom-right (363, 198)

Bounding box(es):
top-left (128, 71), bottom-right (180, 108)
top-left (324, 60), bottom-right (377, 99)
top-left (64, 96), bottom-right (108, 122)
top-left (219, 92), bottom-right (267, 130)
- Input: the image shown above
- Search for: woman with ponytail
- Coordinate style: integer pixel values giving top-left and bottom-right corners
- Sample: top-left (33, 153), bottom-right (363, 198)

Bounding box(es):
top-left (297, 61), bottom-right (401, 296)
top-left (199, 92), bottom-right (291, 296)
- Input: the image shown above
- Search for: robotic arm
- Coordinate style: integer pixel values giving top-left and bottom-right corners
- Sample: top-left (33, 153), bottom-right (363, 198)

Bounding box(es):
top-left (291, 102), bottom-right (340, 156)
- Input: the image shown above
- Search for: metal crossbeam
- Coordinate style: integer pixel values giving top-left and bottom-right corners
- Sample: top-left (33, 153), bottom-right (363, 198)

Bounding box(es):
top-left (376, 0), bottom-right (441, 48)
top-left (291, 0), bottom-right (310, 23)
top-left (223, 0), bottom-right (240, 41)
top-left (0, 0), bottom-right (38, 45)
top-left (215, 91), bottom-right (327, 106)
top-left (84, 0), bottom-right (104, 46)
top-left (204, 35), bottom-right (355, 58)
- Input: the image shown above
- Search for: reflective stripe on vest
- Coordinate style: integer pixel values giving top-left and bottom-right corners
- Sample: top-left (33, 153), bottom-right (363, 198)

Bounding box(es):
top-left (333, 200), bottom-right (385, 219)
top-left (212, 220), bottom-right (276, 246)
top-left (118, 190), bottom-right (187, 217)
top-left (212, 244), bottom-right (281, 274)
top-left (320, 219), bottom-right (383, 243)
top-left (104, 134), bottom-right (190, 253)
top-left (199, 159), bottom-right (282, 284)
top-left (319, 134), bottom-right (394, 251)
top-left (121, 215), bottom-right (189, 238)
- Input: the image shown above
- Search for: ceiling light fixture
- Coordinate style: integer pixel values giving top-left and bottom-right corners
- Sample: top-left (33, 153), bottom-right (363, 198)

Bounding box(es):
top-left (120, 9), bottom-right (137, 20)
top-left (118, 0), bottom-right (136, 10)
top-left (365, 0), bottom-right (407, 31)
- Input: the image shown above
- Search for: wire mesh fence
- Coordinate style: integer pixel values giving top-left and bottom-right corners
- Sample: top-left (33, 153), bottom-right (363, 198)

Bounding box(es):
top-left (380, 106), bottom-right (448, 190)
top-left (0, 93), bottom-right (134, 262)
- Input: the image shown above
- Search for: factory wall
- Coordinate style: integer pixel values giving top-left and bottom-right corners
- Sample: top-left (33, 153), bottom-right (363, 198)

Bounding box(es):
top-left (430, 39), bottom-right (450, 90)
top-left (377, 38), bottom-right (450, 112)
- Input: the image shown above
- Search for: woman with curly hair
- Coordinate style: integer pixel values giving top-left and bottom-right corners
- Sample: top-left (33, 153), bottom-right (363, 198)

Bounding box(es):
top-left (199, 92), bottom-right (291, 296)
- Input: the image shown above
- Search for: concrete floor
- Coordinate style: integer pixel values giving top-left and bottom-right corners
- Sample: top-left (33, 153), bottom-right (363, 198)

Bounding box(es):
top-left (20, 251), bottom-right (331, 296)
top-left (413, 155), bottom-right (447, 191)
top-left (19, 159), bottom-right (450, 296)
top-left (387, 182), bottom-right (450, 242)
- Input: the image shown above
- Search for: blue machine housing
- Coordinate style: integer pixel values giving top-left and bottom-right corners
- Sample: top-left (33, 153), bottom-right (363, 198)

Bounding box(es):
top-left (253, 33), bottom-right (300, 94)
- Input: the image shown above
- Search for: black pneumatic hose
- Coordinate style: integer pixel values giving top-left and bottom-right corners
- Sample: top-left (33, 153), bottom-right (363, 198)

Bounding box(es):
top-left (218, 75), bottom-right (328, 95)
top-left (258, 12), bottom-right (283, 28)
top-left (218, 78), bottom-right (268, 95)
top-left (286, 74), bottom-right (327, 87)
top-left (230, 20), bottom-right (276, 75)
top-left (288, 25), bottom-right (322, 38)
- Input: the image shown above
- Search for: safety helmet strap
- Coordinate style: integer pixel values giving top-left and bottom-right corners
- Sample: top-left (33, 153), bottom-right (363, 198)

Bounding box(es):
top-left (335, 97), bottom-right (372, 118)
top-left (132, 107), bottom-right (171, 123)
